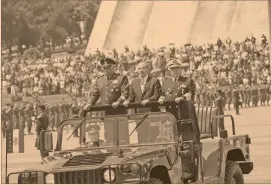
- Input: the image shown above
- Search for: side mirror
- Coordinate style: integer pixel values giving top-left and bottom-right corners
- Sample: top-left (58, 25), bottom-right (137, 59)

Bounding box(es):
top-left (40, 131), bottom-right (54, 151)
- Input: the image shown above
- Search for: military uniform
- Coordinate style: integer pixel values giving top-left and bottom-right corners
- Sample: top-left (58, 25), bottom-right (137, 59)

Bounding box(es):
top-left (25, 103), bottom-right (33, 134)
top-left (19, 103), bottom-right (26, 130)
top-left (195, 90), bottom-right (201, 107)
top-left (159, 59), bottom-right (196, 118)
top-left (200, 90), bottom-right (207, 106)
top-left (245, 86), bottom-right (251, 107)
top-left (71, 101), bottom-right (80, 137)
top-left (225, 88), bottom-right (232, 110)
top-left (87, 57), bottom-right (129, 142)
top-left (1, 107), bottom-right (7, 137)
top-left (232, 88), bottom-right (241, 115)
top-left (160, 76), bottom-right (195, 101)
top-left (221, 89), bottom-right (227, 110)
top-left (251, 86), bottom-right (258, 106)
top-left (239, 87), bottom-right (245, 108)
top-left (49, 105), bottom-right (55, 129)
top-left (55, 104), bottom-right (61, 128)
top-left (266, 84), bottom-right (270, 105)
top-left (259, 85), bottom-right (267, 106)
top-left (35, 105), bottom-right (49, 158)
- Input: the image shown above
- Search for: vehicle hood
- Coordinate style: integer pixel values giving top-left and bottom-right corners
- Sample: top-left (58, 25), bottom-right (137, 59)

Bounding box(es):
top-left (24, 145), bottom-right (173, 173)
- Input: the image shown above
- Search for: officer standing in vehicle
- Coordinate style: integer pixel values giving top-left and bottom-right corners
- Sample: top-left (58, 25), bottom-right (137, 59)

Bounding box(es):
top-left (158, 59), bottom-right (196, 116)
top-left (84, 57), bottom-right (129, 143)
top-left (35, 104), bottom-right (49, 162)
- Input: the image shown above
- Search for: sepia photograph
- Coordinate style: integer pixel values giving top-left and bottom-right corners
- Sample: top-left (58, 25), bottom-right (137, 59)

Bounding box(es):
top-left (1, 0), bottom-right (271, 184)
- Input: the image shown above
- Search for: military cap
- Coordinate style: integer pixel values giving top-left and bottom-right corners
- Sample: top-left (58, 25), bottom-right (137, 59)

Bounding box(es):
top-left (100, 57), bottom-right (116, 66)
top-left (167, 59), bottom-right (182, 69)
top-left (86, 124), bottom-right (101, 134)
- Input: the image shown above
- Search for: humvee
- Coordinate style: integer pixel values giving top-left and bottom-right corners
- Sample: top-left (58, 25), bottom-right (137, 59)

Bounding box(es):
top-left (7, 100), bottom-right (253, 184)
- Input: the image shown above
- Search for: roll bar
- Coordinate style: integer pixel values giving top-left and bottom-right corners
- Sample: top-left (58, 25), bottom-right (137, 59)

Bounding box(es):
top-left (83, 100), bottom-right (193, 112)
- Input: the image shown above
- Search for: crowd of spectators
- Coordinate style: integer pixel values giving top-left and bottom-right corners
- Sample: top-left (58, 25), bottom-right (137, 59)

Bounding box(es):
top-left (2, 35), bottom-right (271, 98)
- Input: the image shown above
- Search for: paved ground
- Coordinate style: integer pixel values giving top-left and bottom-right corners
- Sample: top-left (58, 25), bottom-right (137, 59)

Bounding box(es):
top-left (1, 105), bottom-right (271, 183)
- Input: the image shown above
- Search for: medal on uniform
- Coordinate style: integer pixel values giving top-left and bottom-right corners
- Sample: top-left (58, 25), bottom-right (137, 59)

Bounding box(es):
top-left (113, 80), bottom-right (118, 84)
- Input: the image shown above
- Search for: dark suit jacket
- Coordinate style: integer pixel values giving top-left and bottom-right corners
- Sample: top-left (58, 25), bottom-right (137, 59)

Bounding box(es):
top-left (128, 75), bottom-right (162, 112)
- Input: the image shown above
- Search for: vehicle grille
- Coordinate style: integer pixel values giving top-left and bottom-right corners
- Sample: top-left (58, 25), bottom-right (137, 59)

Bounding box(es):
top-left (54, 170), bottom-right (102, 184)
top-left (62, 153), bottom-right (112, 167)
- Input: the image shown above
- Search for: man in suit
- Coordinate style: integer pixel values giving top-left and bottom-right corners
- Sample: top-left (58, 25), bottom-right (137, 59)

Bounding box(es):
top-left (123, 61), bottom-right (162, 112)
top-left (35, 104), bottom-right (49, 162)
top-left (123, 61), bottom-right (162, 143)
top-left (158, 59), bottom-right (196, 118)
top-left (84, 57), bottom-right (129, 143)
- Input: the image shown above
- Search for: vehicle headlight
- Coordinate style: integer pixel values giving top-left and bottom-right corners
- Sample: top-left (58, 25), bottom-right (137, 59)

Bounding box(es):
top-left (45, 173), bottom-right (55, 184)
top-left (103, 169), bottom-right (116, 182)
top-left (130, 164), bottom-right (140, 174)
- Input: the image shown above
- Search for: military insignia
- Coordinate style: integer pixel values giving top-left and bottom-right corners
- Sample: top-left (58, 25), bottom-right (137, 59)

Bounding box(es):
top-left (112, 80), bottom-right (118, 84)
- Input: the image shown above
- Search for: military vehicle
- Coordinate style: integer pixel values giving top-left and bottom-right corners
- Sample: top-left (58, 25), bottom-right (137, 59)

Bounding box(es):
top-left (7, 100), bottom-right (253, 184)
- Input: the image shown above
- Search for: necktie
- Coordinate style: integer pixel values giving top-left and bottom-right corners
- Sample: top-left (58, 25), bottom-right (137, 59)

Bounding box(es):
top-left (140, 78), bottom-right (145, 91)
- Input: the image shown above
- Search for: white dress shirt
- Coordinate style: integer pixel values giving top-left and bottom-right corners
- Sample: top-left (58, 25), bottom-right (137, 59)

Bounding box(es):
top-left (140, 75), bottom-right (148, 92)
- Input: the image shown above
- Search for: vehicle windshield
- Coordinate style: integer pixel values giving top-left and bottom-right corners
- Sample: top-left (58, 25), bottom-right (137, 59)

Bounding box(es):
top-left (60, 112), bottom-right (178, 150)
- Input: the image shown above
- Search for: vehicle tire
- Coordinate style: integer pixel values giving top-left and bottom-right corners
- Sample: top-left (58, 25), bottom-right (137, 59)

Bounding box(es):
top-left (144, 177), bottom-right (163, 184)
top-left (224, 160), bottom-right (244, 184)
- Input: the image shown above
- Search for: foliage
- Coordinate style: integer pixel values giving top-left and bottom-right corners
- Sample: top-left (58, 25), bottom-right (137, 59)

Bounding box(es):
top-left (1, 0), bottom-right (101, 53)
